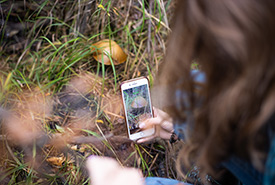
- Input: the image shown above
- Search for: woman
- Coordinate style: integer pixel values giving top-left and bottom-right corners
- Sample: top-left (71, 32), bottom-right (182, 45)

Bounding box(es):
top-left (87, 0), bottom-right (275, 184)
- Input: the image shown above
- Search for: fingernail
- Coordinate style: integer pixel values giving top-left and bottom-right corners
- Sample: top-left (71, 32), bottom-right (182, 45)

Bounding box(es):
top-left (139, 123), bottom-right (145, 128)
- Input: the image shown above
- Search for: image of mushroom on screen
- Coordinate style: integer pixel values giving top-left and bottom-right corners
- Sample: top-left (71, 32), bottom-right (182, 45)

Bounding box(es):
top-left (123, 84), bottom-right (152, 134)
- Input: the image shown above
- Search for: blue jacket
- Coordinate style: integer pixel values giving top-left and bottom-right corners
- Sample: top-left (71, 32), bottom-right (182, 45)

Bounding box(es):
top-left (264, 136), bottom-right (275, 184)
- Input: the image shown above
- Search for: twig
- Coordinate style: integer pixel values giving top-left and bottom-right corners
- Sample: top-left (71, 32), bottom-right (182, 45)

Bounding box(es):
top-left (123, 0), bottom-right (132, 27)
top-left (103, 110), bottom-right (124, 119)
top-left (147, 0), bottom-right (152, 55)
top-left (165, 148), bottom-right (169, 177)
top-left (70, 134), bottom-right (113, 144)
top-left (148, 153), bottom-right (159, 171)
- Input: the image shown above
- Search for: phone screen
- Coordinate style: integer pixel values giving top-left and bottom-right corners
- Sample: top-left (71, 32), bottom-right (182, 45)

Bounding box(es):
top-left (122, 84), bottom-right (152, 134)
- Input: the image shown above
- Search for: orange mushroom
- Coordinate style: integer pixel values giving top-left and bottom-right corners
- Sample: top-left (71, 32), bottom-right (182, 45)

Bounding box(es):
top-left (91, 39), bottom-right (127, 65)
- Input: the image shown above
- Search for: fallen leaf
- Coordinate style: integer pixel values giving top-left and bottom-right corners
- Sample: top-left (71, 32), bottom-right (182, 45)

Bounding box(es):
top-left (46, 156), bottom-right (65, 167)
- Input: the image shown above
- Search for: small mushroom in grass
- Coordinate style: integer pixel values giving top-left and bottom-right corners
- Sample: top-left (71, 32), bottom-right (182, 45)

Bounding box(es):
top-left (131, 96), bottom-right (148, 109)
top-left (138, 113), bottom-right (152, 123)
top-left (130, 96), bottom-right (149, 129)
top-left (91, 39), bottom-right (127, 65)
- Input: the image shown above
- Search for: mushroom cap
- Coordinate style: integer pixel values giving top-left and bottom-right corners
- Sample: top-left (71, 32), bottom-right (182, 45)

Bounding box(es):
top-left (91, 39), bottom-right (127, 65)
top-left (131, 96), bottom-right (148, 108)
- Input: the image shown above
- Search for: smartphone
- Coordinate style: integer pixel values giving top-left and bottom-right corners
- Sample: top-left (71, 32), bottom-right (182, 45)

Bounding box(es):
top-left (120, 77), bottom-right (155, 140)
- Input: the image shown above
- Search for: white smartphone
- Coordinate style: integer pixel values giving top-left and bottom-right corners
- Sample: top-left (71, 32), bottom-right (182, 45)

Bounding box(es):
top-left (120, 77), bottom-right (155, 140)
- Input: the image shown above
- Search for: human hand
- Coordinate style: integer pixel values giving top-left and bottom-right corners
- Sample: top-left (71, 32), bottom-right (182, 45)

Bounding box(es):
top-left (86, 156), bottom-right (144, 185)
top-left (137, 107), bottom-right (174, 143)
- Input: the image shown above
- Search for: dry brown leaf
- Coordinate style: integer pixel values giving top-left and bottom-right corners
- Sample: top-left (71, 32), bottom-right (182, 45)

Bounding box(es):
top-left (46, 156), bottom-right (65, 167)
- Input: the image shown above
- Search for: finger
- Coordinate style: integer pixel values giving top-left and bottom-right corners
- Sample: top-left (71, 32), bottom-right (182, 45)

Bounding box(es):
top-left (154, 108), bottom-right (172, 121)
top-left (139, 118), bottom-right (172, 133)
top-left (152, 107), bottom-right (157, 118)
top-left (139, 117), bottom-right (160, 129)
top-left (152, 107), bottom-right (163, 118)
top-left (120, 168), bottom-right (144, 185)
top-left (136, 135), bottom-right (155, 143)
top-left (153, 107), bottom-right (165, 117)
top-left (160, 119), bottom-right (174, 132)
top-left (159, 130), bottom-right (173, 140)
top-left (86, 156), bottom-right (144, 185)
top-left (86, 156), bottom-right (119, 185)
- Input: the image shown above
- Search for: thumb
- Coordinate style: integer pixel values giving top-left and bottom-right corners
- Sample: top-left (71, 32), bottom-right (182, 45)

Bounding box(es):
top-left (86, 156), bottom-right (144, 185)
top-left (86, 156), bottom-right (119, 185)
top-left (136, 135), bottom-right (155, 143)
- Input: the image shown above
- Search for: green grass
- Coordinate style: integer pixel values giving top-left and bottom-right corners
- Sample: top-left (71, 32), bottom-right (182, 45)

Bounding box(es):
top-left (0, 0), bottom-right (178, 184)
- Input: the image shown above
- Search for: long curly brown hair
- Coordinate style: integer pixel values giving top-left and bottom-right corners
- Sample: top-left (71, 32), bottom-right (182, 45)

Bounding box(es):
top-left (158, 0), bottom-right (275, 179)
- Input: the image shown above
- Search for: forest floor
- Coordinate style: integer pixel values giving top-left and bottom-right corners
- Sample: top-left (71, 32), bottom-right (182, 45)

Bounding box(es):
top-left (0, 1), bottom-right (215, 184)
